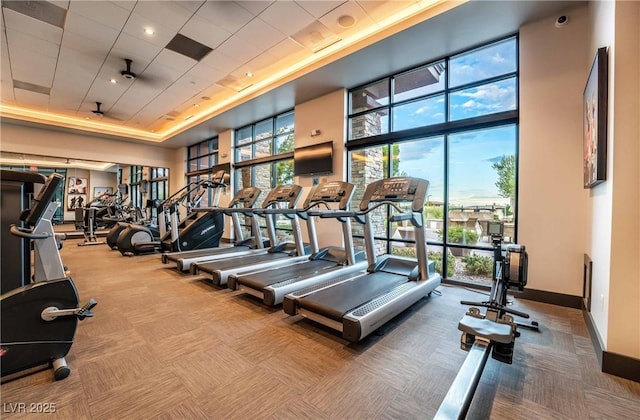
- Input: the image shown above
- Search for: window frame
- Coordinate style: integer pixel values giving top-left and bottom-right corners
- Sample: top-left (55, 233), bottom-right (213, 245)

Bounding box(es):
top-left (346, 34), bottom-right (520, 284)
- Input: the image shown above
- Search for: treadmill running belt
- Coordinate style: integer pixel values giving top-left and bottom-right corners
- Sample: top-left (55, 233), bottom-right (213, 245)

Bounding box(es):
top-left (172, 246), bottom-right (249, 261)
top-left (296, 272), bottom-right (408, 322)
top-left (237, 259), bottom-right (335, 290)
top-left (195, 252), bottom-right (291, 274)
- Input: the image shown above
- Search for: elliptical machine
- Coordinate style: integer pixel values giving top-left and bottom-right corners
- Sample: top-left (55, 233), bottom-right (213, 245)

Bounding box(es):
top-left (435, 221), bottom-right (539, 419)
top-left (1, 172), bottom-right (97, 382)
top-left (116, 171), bottom-right (226, 256)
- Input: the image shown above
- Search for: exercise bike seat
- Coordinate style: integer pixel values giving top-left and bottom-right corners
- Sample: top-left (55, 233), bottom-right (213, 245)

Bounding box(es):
top-left (458, 314), bottom-right (514, 344)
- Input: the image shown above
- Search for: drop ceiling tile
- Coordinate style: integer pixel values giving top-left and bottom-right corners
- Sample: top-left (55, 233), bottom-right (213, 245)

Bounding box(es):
top-left (214, 36), bottom-right (261, 68)
top-left (121, 12), bottom-right (178, 49)
top-left (357, 0), bottom-right (417, 23)
top-left (258, 1), bottom-right (316, 36)
top-left (196, 1), bottom-right (254, 33)
top-left (112, 85), bottom-right (162, 116)
top-left (1, 32), bottom-right (15, 102)
top-left (266, 37), bottom-right (308, 62)
top-left (153, 48), bottom-right (197, 75)
top-left (237, 1), bottom-right (274, 16)
top-left (199, 50), bottom-right (242, 74)
top-left (319, 1), bottom-right (376, 36)
top-left (296, 0), bottom-right (346, 18)
top-left (64, 11), bottom-right (121, 47)
top-left (109, 1), bottom-right (136, 11)
top-left (175, 1), bottom-right (207, 14)
top-left (110, 33), bottom-right (164, 65)
top-left (180, 14), bottom-right (231, 50)
top-left (131, 1), bottom-right (196, 32)
top-left (68, 1), bottom-right (131, 31)
top-left (10, 51), bottom-right (57, 87)
top-left (235, 17), bottom-right (286, 52)
top-left (180, 63), bottom-right (227, 90)
top-left (5, 29), bottom-right (61, 59)
top-left (2, 9), bottom-right (63, 43)
top-left (13, 88), bottom-right (50, 109)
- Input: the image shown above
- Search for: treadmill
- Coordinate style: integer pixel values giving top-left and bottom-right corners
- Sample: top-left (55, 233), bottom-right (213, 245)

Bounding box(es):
top-left (161, 186), bottom-right (265, 271)
top-left (190, 184), bottom-right (310, 286)
top-left (228, 181), bottom-right (368, 306)
top-left (283, 177), bottom-right (442, 342)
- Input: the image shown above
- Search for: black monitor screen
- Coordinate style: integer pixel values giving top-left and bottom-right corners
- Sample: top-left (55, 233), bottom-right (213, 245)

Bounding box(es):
top-left (24, 173), bottom-right (63, 227)
top-left (294, 141), bottom-right (333, 176)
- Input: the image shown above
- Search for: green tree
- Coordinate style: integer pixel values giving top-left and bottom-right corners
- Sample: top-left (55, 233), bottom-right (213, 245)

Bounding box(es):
top-left (275, 133), bottom-right (294, 185)
top-left (492, 155), bottom-right (515, 214)
top-left (383, 144), bottom-right (406, 177)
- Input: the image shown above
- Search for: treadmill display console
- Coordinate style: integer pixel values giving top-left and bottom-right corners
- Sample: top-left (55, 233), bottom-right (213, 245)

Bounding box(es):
top-left (228, 187), bottom-right (261, 207)
top-left (305, 181), bottom-right (354, 210)
top-left (361, 177), bottom-right (429, 212)
top-left (261, 184), bottom-right (303, 208)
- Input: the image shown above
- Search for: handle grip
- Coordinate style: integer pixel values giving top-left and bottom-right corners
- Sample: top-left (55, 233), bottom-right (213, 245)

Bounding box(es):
top-left (10, 224), bottom-right (49, 239)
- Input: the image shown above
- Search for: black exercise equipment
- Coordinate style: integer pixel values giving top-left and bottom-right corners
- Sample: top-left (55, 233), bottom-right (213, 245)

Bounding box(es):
top-left (435, 221), bottom-right (539, 419)
top-left (75, 207), bottom-right (107, 246)
top-left (162, 186), bottom-right (266, 272)
top-left (228, 180), bottom-right (368, 306)
top-left (116, 171), bottom-right (226, 256)
top-left (190, 184), bottom-right (310, 287)
top-left (1, 172), bottom-right (97, 382)
top-left (1, 169), bottom-right (46, 294)
top-left (283, 177), bottom-right (441, 342)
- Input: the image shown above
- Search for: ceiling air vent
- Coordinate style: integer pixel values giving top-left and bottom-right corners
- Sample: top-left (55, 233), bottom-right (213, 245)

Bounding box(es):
top-left (13, 80), bottom-right (50, 95)
top-left (2, 1), bottom-right (66, 28)
top-left (165, 33), bottom-right (212, 62)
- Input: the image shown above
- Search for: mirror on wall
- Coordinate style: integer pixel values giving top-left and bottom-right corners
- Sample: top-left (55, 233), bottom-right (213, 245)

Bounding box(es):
top-left (0, 152), bottom-right (169, 225)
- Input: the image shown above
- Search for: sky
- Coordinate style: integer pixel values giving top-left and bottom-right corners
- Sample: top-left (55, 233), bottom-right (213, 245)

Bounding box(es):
top-left (354, 37), bottom-right (517, 207)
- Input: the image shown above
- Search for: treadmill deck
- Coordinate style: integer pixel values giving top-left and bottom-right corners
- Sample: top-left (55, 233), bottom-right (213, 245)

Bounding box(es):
top-left (296, 272), bottom-right (408, 322)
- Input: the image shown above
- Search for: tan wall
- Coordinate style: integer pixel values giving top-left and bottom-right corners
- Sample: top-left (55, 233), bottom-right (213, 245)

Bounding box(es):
top-left (607, 0), bottom-right (640, 358)
top-left (519, 5), bottom-right (590, 297)
top-left (294, 89), bottom-right (347, 249)
top-left (1, 122), bottom-right (175, 168)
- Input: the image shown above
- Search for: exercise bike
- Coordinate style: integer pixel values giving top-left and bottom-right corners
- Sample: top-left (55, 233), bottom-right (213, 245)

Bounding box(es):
top-left (1, 172), bottom-right (97, 383)
top-left (435, 221), bottom-right (539, 419)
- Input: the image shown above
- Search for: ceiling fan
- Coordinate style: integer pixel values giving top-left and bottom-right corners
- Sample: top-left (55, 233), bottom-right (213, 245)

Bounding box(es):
top-left (90, 101), bottom-right (123, 122)
top-left (118, 58), bottom-right (164, 87)
top-left (120, 58), bottom-right (137, 80)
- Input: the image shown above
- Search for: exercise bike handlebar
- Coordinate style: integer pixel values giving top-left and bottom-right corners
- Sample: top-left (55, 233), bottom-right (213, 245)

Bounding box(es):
top-left (10, 224), bottom-right (50, 240)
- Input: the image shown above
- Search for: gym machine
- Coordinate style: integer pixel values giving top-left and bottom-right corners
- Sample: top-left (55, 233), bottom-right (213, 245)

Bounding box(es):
top-left (116, 172), bottom-right (226, 256)
top-left (1, 172), bottom-right (97, 382)
top-left (75, 206), bottom-right (107, 246)
top-left (228, 181), bottom-right (368, 306)
top-left (1, 169), bottom-right (46, 294)
top-left (434, 221), bottom-right (539, 419)
top-left (162, 186), bottom-right (265, 272)
top-left (190, 184), bottom-right (309, 287)
top-left (283, 177), bottom-right (441, 342)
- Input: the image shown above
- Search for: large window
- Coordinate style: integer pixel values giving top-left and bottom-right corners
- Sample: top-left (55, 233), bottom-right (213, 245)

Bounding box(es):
top-left (129, 165), bottom-right (143, 211)
top-left (148, 167), bottom-right (168, 221)
top-left (347, 36), bottom-right (518, 286)
top-left (234, 111), bottom-right (295, 242)
top-left (186, 137), bottom-right (222, 207)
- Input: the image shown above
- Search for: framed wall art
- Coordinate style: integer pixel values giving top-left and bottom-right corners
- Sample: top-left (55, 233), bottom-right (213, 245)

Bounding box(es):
top-left (583, 47), bottom-right (608, 188)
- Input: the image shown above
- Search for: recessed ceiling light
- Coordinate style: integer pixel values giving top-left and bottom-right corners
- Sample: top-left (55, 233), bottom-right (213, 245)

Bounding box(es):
top-left (201, 96), bottom-right (210, 101)
top-left (245, 71), bottom-right (253, 78)
top-left (110, 78), bottom-right (118, 84)
top-left (193, 103), bottom-right (200, 108)
top-left (337, 14), bottom-right (356, 28)
top-left (144, 27), bottom-right (155, 36)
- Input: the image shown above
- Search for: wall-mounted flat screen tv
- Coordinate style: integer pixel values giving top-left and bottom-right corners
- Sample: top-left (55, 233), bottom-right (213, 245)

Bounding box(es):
top-left (294, 141), bottom-right (333, 176)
